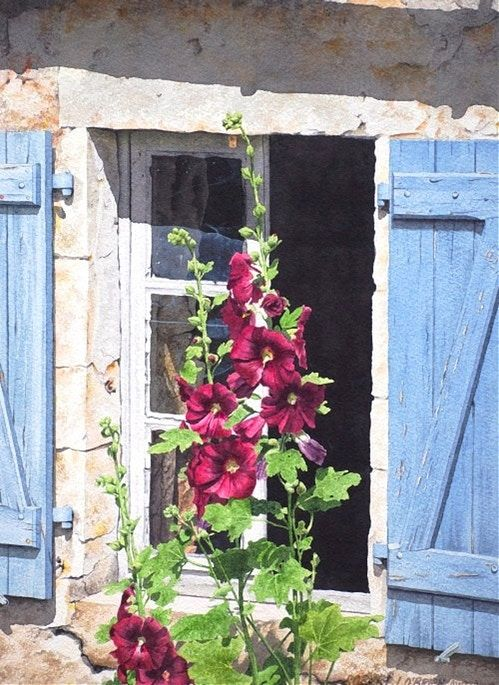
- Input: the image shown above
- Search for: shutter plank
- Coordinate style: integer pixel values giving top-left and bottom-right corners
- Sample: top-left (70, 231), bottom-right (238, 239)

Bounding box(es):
top-left (387, 141), bottom-right (435, 647)
top-left (0, 132), bottom-right (7, 592)
top-left (432, 141), bottom-right (475, 654)
top-left (0, 131), bottom-right (53, 599)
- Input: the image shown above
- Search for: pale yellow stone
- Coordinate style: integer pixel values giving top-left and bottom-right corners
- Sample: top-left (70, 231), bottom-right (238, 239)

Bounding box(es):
top-left (54, 128), bottom-right (91, 258)
top-left (55, 258), bottom-right (89, 367)
top-left (55, 367), bottom-right (88, 451)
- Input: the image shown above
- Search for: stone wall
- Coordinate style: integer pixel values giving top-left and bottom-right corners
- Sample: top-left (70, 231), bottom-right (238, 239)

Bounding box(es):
top-left (0, 1), bottom-right (497, 683)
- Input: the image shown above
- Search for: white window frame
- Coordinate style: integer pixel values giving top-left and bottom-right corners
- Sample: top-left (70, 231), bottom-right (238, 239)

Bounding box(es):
top-left (118, 130), bottom-right (371, 614)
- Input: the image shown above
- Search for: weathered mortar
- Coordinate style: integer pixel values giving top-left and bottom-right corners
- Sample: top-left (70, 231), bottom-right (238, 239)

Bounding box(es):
top-left (0, 1), bottom-right (497, 683)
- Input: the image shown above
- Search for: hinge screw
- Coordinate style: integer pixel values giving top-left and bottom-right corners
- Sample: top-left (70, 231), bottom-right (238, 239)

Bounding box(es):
top-left (491, 564), bottom-right (498, 573)
top-left (18, 513), bottom-right (24, 520)
top-left (18, 182), bottom-right (25, 189)
top-left (25, 539), bottom-right (31, 545)
top-left (452, 191), bottom-right (459, 199)
top-left (404, 191), bottom-right (410, 198)
top-left (396, 551), bottom-right (403, 559)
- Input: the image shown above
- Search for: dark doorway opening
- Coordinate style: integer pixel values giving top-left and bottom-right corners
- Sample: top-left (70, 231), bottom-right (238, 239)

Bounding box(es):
top-left (268, 135), bottom-right (375, 593)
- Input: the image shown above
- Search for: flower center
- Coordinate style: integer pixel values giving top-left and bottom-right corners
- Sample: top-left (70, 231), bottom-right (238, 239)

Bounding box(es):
top-left (287, 392), bottom-right (298, 406)
top-left (225, 458), bottom-right (240, 474)
top-left (210, 402), bottom-right (222, 414)
top-left (261, 346), bottom-right (274, 364)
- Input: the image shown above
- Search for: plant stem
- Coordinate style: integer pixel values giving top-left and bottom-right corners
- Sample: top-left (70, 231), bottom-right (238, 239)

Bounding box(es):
top-left (238, 579), bottom-right (259, 685)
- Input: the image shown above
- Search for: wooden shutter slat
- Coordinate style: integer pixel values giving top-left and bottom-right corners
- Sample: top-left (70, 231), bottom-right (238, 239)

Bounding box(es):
top-left (387, 139), bottom-right (499, 658)
top-left (0, 131), bottom-right (54, 599)
top-left (387, 140), bottom-right (436, 647)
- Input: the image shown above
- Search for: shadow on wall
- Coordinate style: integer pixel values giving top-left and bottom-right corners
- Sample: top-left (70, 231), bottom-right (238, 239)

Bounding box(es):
top-left (0, 0), bottom-right (497, 116)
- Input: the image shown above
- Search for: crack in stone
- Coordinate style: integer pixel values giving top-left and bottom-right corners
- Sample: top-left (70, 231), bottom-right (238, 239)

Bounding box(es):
top-left (45, 626), bottom-right (109, 675)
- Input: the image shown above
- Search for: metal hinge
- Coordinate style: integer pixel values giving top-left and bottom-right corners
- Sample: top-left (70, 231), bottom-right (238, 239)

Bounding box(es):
top-left (372, 542), bottom-right (388, 566)
top-left (52, 171), bottom-right (74, 198)
top-left (53, 505), bottom-right (73, 529)
top-left (377, 182), bottom-right (390, 210)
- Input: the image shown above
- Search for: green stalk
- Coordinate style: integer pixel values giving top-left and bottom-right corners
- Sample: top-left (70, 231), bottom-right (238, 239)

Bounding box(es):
top-left (238, 579), bottom-right (259, 685)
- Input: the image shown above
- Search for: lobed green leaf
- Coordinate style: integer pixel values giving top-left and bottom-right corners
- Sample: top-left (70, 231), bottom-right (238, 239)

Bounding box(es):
top-left (204, 499), bottom-right (253, 541)
top-left (171, 602), bottom-right (235, 641)
top-left (149, 427), bottom-right (202, 454)
top-left (298, 467), bottom-right (361, 512)
top-left (179, 637), bottom-right (251, 685)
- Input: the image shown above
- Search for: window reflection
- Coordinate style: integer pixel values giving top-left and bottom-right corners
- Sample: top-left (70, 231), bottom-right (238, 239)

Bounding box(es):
top-left (151, 155), bottom-right (245, 280)
top-left (150, 294), bottom-right (231, 413)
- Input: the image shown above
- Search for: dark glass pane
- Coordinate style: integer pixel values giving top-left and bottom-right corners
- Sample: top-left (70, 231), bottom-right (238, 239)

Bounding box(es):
top-left (150, 294), bottom-right (230, 413)
top-left (149, 433), bottom-right (229, 552)
top-left (149, 431), bottom-right (194, 547)
top-left (151, 155), bottom-right (245, 280)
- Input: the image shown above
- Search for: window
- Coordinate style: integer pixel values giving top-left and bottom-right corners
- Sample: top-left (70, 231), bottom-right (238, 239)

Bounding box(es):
top-left (121, 131), bottom-right (374, 607)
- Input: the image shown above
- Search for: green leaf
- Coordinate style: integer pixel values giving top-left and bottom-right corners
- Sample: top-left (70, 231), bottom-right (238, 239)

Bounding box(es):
top-left (212, 292), bottom-right (229, 307)
top-left (316, 401), bottom-right (331, 415)
top-left (180, 637), bottom-right (251, 685)
top-left (139, 539), bottom-right (186, 583)
top-left (187, 315), bottom-right (201, 326)
top-left (256, 665), bottom-right (281, 685)
top-left (278, 306), bottom-right (303, 333)
top-left (247, 540), bottom-right (290, 570)
top-left (211, 548), bottom-right (253, 581)
top-left (180, 358), bottom-right (201, 384)
top-left (252, 558), bottom-right (310, 606)
top-left (249, 498), bottom-right (283, 518)
top-left (171, 602), bottom-right (235, 641)
top-left (204, 499), bottom-right (253, 541)
top-left (225, 404), bottom-right (252, 428)
top-left (150, 607), bottom-right (171, 626)
top-left (149, 427), bottom-right (202, 454)
top-left (300, 602), bottom-right (381, 663)
top-left (103, 578), bottom-right (133, 595)
top-left (261, 654), bottom-right (294, 685)
top-left (186, 344), bottom-right (203, 360)
top-left (265, 449), bottom-right (306, 484)
top-left (298, 467), bottom-right (361, 512)
top-left (217, 340), bottom-right (234, 357)
top-left (301, 372), bottom-right (334, 385)
top-left (95, 616), bottom-right (117, 644)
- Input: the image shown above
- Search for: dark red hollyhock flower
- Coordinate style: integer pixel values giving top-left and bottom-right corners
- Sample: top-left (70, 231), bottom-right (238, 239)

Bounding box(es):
top-left (176, 376), bottom-right (193, 403)
top-left (221, 297), bottom-right (255, 339)
top-left (231, 326), bottom-right (295, 391)
top-left (117, 586), bottom-right (135, 621)
top-left (186, 382), bottom-right (237, 438)
top-left (234, 414), bottom-right (266, 442)
top-left (110, 615), bottom-right (174, 672)
top-left (296, 432), bottom-right (327, 466)
top-left (187, 438), bottom-right (257, 514)
top-left (192, 486), bottom-right (225, 519)
top-left (227, 371), bottom-right (255, 399)
top-left (291, 306), bottom-right (312, 369)
top-left (227, 253), bottom-right (261, 305)
top-left (136, 654), bottom-right (192, 685)
top-left (262, 292), bottom-right (287, 318)
top-left (261, 372), bottom-right (325, 434)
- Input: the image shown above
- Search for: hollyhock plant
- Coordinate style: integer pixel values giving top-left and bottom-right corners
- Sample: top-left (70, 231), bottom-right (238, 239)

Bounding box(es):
top-left (185, 382), bottom-right (238, 438)
top-left (291, 305), bottom-right (312, 369)
top-left (296, 432), bottom-right (327, 466)
top-left (187, 438), bottom-right (257, 515)
top-left (227, 252), bottom-right (261, 305)
top-left (261, 292), bottom-right (288, 318)
top-left (110, 615), bottom-right (174, 672)
top-left (97, 115), bottom-right (378, 685)
top-left (231, 325), bottom-right (296, 390)
top-left (221, 296), bottom-right (255, 338)
top-left (261, 372), bottom-right (325, 434)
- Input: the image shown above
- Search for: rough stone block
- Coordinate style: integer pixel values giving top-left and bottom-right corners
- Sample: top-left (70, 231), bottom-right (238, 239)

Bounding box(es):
top-left (55, 258), bottom-right (89, 367)
top-left (54, 128), bottom-right (91, 258)
top-left (0, 68), bottom-right (58, 131)
top-left (55, 367), bottom-right (88, 451)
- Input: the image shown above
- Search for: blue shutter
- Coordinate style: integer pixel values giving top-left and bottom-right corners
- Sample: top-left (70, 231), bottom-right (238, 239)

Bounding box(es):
top-left (387, 140), bottom-right (498, 657)
top-left (0, 132), bottom-right (54, 599)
